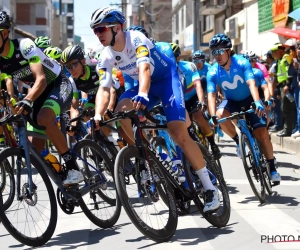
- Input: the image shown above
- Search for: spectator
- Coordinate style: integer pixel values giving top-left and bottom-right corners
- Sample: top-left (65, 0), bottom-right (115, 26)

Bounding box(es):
top-left (271, 44), bottom-right (296, 137)
top-left (266, 50), bottom-right (283, 132)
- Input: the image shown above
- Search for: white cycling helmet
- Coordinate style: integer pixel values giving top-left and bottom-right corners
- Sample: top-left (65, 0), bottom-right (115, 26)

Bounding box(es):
top-left (246, 50), bottom-right (257, 59)
top-left (90, 7), bottom-right (126, 29)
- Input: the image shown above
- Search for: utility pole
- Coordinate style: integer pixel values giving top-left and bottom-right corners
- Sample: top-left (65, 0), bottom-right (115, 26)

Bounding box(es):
top-left (193, 0), bottom-right (198, 52)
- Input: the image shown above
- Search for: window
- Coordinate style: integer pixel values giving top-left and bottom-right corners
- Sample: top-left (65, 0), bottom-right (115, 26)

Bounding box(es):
top-left (67, 16), bottom-right (73, 26)
top-left (67, 4), bottom-right (74, 13)
top-left (203, 15), bottom-right (214, 32)
top-left (67, 29), bottom-right (73, 39)
top-left (36, 30), bottom-right (46, 37)
top-left (181, 8), bottom-right (184, 31)
top-left (35, 4), bottom-right (45, 18)
top-left (175, 13), bottom-right (179, 34)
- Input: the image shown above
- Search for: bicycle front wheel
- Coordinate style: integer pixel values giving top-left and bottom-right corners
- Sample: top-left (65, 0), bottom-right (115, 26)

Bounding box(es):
top-left (0, 158), bottom-right (15, 210)
top-left (114, 145), bottom-right (178, 243)
top-left (0, 147), bottom-right (57, 247)
top-left (240, 133), bottom-right (266, 203)
top-left (73, 139), bottom-right (121, 228)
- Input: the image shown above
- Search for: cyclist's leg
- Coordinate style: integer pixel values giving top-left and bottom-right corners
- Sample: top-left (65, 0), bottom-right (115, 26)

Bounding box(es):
top-left (154, 69), bottom-right (219, 212)
top-left (246, 104), bottom-right (281, 183)
top-left (36, 74), bottom-right (83, 184)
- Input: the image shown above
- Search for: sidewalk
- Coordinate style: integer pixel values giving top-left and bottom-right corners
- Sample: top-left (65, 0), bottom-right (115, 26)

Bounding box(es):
top-left (270, 132), bottom-right (300, 155)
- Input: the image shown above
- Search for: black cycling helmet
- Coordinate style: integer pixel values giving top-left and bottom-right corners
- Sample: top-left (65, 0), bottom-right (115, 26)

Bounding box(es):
top-left (0, 11), bottom-right (11, 30)
top-left (61, 45), bottom-right (85, 64)
top-left (192, 50), bottom-right (206, 60)
top-left (126, 25), bottom-right (149, 38)
top-left (209, 34), bottom-right (232, 49)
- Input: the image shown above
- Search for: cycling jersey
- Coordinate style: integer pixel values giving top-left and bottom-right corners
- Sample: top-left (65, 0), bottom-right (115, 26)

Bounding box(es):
top-left (70, 65), bottom-right (99, 97)
top-left (196, 62), bottom-right (211, 91)
top-left (97, 31), bottom-right (172, 88)
top-left (253, 68), bottom-right (267, 100)
top-left (100, 31), bottom-right (185, 122)
top-left (207, 54), bottom-right (255, 101)
top-left (155, 42), bottom-right (176, 65)
top-left (1, 39), bottom-right (61, 85)
top-left (177, 61), bottom-right (200, 101)
top-left (254, 62), bottom-right (269, 79)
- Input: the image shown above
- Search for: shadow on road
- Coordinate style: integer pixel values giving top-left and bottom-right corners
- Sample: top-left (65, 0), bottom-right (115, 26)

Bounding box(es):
top-left (20, 222), bottom-right (131, 249)
top-left (277, 161), bottom-right (300, 170)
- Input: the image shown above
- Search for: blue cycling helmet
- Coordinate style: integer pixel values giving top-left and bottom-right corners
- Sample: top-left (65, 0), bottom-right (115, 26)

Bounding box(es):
top-left (192, 50), bottom-right (206, 60)
top-left (209, 34), bottom-right (232, 49)
top-left (90, 7), bottom-right (126, 29)
top-left (126, 25), bottom-right (149, 38)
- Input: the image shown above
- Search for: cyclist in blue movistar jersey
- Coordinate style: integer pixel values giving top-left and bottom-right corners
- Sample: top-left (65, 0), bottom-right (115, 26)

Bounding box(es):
top-left (90, 7), bottom-right (220, 211)
top-left (207, 34), bottom-right (280, 183)
top-left (170, 46), bottom-right (221, 158)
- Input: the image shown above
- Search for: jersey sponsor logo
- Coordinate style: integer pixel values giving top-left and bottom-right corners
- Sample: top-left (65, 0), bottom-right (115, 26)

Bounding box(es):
top-left (119, 62), bottom-right (136, 71)
top-left (98, 68), bottom-right (106, 81)
top-left (237, 59), bottom-right (247, 65)
top-left (189, 63), bottom-right (197, 72)
top-left (12, 66), bottom-right (32, 79)
top-left (43, 58), bottom-right (54, 68)
top-left (133, 37), bottom-right (143, 47)
top-left (44, 101), bottom-right (54, 107)
top-left (23, 44), bottom-right (35, 57)
top-left (159, 45), bottom-right (170, 52)
top-left (19, 60), bottom-right (28, 65)
top-left (153, 51), bottom-right (167, 67)
top-left (136, 45), bottom-right (149, 59)
top-left (209, 68), bottom-right (217, 76)
top-left (221, 74), bottom-right (244, 90)
top-left (29, 56), bottom-right (39, 64)
top-left (50, 95), bottom-right (58, 100)
top-left (169, 94), bottom-right (176, 107)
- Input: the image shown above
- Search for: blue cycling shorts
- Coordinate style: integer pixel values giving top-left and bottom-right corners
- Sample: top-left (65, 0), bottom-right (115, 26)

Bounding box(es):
top-left (217, 95), bottom-right (266, 130)
top-left (119, 67), bottom-right (186, 122)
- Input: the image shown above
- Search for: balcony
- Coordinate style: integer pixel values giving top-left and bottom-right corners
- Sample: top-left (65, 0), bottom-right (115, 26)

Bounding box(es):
top-left (199, 0), bottom-right (227, 15)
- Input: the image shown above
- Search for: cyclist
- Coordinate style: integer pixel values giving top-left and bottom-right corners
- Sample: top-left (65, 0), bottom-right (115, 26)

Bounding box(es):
top-left (90, 7), bottom-right (220, 212)
top-left (34, 36), bottom-right (52, 52)
top-left (0, 11), bottom-right (83, 185)
top-left (247, 51), bottom-right (274, 96)
top-left (207, 34), bottom-right (281, 183)
top-left (191, 50), bottom-right (221, 158)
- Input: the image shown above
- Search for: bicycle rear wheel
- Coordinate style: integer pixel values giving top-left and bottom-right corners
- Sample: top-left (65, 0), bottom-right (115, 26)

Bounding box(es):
top-left (114, 145), bottom-right (178, 243)
top-left (73, 139), bottom-right (121, 228)
top-left (240, 133), bottom-right (266, 203)
top-left (0, 158), bottom-right (15, 210)
top-left (0, 147), bottom-right (57, 247)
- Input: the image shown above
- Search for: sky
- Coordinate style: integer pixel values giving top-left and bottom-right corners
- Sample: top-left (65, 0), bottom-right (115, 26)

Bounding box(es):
top-left (74, 0), bottom-right (120, 51)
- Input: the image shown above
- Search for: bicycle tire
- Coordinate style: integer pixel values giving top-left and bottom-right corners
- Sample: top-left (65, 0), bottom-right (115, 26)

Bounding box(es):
top-left (0, 147), bottom-right (57, 247)
top-left (262, 159), bottom-right (273, 195)
top-left (1, 158), bottom-right (15, 210)
top-left (187, 143), bottom-right (230, 228)
top-left (239, 133), bottom-right (266, 203)
top-left (114, 145), bottom-right (178, 243)
top-left (73, 139), bottom-right (121, 228)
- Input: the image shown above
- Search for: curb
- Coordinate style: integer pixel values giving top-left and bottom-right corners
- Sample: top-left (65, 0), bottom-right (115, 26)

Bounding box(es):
top-left (270, 132), bottom-right (300, 154)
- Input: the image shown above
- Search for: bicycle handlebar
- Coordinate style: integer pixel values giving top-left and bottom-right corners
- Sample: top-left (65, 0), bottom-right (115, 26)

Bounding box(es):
top-left (0, 113), bottom-right (46, 130)
top-left (69, 109), bottom-right (95, 123)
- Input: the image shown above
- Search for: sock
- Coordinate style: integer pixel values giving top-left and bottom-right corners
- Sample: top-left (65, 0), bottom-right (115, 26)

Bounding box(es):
top-left (232, 134), bottom-right (239, 145)
top-left (205, 131), bottom-right (215, 146)
top-left (266, 158), bottom-right (276, 174)
top-left (196, 167), bottom-right (216, 192)
top-left (61, 150), bottom-right (78, 171)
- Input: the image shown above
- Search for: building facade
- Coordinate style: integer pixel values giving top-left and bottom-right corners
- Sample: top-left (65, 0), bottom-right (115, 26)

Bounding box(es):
top-left (14, 0), bottom-right (52, 39)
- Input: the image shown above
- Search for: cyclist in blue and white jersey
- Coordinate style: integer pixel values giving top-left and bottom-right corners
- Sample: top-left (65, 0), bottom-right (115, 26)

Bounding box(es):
top-left (90, 7), bottom-right (220, 211)
top-left (170, 45), bottom-right (221, 159)
top-left (207, 34), bottom-right (280, 183)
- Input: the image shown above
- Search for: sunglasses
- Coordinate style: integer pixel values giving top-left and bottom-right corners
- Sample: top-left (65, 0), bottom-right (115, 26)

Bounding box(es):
top-left (65, 61), bottom-right (80, 70)
top-left (193, 59), bottom-right (205, 64)
top-left (211, 48), bottom-right (229, 57)
top-left (93, 24), bottom-right (117, 34)
top-left (250, 59), bottom-right (256, 62)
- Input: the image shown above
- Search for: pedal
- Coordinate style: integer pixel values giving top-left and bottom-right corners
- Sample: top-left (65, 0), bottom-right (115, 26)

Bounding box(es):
top-left (63, 183), bottom-right (79, 188)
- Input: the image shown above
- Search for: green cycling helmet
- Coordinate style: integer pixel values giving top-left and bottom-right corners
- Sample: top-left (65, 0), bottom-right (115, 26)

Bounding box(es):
top-left (44, 46), bottom-right (62, 60)
top-left (34, 36), bottom-right (51, 49)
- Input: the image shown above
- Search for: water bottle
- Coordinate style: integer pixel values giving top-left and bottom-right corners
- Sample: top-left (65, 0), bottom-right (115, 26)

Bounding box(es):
top-left (41, 149), bottom-right (62, 172)
top-left (285, 92), bottom-right (294, 102)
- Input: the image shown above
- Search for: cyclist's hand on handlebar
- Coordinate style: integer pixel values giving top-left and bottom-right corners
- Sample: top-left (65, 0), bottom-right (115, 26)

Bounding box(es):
top-left (209, 115), bottom-right (218, 127)
top-left (15, 99), bottom-right (33, 115)
top-left (198, 102), bottom-right (207, 112)
top-left (264, 99), bottom-right (273, 110)
top-left (254, 100), bottom-right (265, 117)
top-left (131, 92), bottom-right (149, 111)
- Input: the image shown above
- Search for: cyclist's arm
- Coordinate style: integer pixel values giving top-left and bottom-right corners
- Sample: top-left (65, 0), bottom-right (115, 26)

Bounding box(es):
top-left (108, 86), bottom-right (116, 111)
top-left (138, 62), bottom-right (151, 95)
top-left (4, 77), bottom-right (14, 99)
top-left (261, 84), bottom-right (271, 101)
top-left (194, 79), bottom-right (205, 103)
top-left (20, 39), bottom-right (46, 102)
top-left (206, 69), bottom-right (217, 115)
top-left (81, 91), bottom-right (88, 99)
top-left (70, 97), bottom-right (79, 126)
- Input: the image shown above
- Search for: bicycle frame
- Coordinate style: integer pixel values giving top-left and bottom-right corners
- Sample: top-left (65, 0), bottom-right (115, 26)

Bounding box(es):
top-left (15, 114), bottom-right (107, 201)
